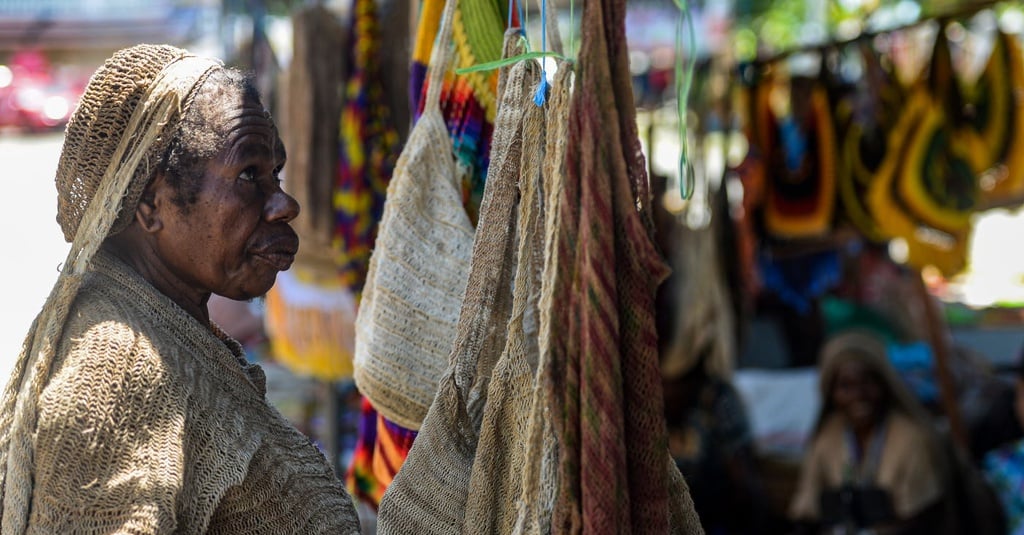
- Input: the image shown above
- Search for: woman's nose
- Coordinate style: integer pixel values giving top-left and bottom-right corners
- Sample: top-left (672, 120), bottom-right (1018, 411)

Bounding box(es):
top-left (265, 189), bottom-right (300, 223)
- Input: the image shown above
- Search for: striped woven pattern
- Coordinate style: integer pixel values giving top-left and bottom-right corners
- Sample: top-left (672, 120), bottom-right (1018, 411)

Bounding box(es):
top-left (552, 0), bottom-right (702, 531)
top-left (410, 0), bottom-right (513, 223)
top-left (334, 0), bottom-right (400, 297)
top-left (346, 398), bottom-right (417, 509)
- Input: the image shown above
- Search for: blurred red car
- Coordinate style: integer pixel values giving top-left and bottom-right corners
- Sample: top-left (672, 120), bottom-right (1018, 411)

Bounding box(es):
top-left (0, 50), bottom-right (83, 132)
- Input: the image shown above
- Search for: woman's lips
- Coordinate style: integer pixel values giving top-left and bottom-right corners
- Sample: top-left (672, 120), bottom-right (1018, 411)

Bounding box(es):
top-left (251, 235), bottom-right (299, 271)
top-left (254, 251), bottom-right (295, 271)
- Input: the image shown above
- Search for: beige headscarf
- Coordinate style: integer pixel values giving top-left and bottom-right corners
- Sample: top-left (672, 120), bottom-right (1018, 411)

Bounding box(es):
top-left (0, 44), bottom-right (222, 533)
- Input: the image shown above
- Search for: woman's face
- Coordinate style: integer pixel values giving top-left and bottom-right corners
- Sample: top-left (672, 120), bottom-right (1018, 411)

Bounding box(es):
top-left (153, 90), bottom-right (299, 301)
top-left (832, 359), bottom-right (887, 432)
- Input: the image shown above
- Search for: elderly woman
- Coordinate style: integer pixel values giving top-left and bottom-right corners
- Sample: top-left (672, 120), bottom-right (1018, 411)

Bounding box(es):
top-left (789, 330), bottom-right (947, 535)
top-left (0, 45), bottom-right (361, 533)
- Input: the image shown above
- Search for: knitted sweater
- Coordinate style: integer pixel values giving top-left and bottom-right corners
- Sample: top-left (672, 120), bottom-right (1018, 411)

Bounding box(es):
top-left (28, 251), bottom-right (361, 534)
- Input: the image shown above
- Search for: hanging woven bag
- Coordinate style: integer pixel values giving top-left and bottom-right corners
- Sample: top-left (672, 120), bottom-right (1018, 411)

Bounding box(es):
top-left (866, 30), bottom-right (984, 276)
top-left (508, 59), bottom-right (574, 535)
top-left (462, 58), bottom-right (547, 535)
top-left (971, 31), bottom-right (1024, 207)
top-left (549, 0), bottom-right (703, 531)
top-left (376, 25), bottom-right (533, 535)
top-left (352, 0), bottom-right (474, 431)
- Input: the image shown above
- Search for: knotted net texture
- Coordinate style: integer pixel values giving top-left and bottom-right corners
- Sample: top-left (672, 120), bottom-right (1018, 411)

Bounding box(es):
top-left (461, 39), bottom-right (545, 535)
top-left (0, 45), bottom-right (221, 533)
top-left (55, 45), bottom-right (203, 242)
top-left (380, 0), bottom-right (704, 530)
top-left (550, 0), bottom-right (703, 531)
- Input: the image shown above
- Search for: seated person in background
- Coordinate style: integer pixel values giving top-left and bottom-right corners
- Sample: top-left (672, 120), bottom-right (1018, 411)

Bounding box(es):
top-left (789, 330), bottom-right (947, 534)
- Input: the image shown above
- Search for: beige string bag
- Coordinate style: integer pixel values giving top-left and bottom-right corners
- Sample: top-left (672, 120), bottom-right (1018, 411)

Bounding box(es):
top-left (352, 0), bottom-right (474, 430)
top-left (376, 28), bottom-right (535, 535)
top-left (461, 63), bottom-right (545, 535)
top-left (462, 8), bottom-right (569, 529)
top-left (507, 60), bottom-right (574, 535)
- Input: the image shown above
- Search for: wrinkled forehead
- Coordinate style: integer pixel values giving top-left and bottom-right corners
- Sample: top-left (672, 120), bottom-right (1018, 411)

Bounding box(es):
top-left (199, 81), bottom-right (286, 163)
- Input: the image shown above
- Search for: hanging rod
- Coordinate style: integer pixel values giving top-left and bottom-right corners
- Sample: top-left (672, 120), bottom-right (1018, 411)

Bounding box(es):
top-left (752, 0), bottom-right (1008, 66)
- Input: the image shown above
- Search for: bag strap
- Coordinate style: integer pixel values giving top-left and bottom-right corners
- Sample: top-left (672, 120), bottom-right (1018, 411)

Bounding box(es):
top-left (422, 0), bottom-right (458, 114)
top-left (449, 33), bottom-right (531, 405)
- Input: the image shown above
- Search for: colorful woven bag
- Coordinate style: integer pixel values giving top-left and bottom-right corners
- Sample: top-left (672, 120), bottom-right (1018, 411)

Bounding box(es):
top-left (971, 31), bottom-right (1024, 207)
top-left (334, 0), bottom-right (401, 298)
top-left (834, 40), bottom-right (903, 242)
top-left (410, 0), bottom-right (511, 223)
top-left (757, 69), bottom-right (837, 240)
top-left (866, 30), bottom-right (984, 276)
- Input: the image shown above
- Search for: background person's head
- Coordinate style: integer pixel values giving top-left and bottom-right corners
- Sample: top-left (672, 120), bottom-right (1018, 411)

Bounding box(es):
top-left (830, 356), bottom-right (889, 436)
top-left (817, 330), bottom-right (927, 435)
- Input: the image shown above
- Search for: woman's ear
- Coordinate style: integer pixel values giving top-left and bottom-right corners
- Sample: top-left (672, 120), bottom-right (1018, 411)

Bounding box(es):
top-left (135, 173), bottom-right (166, 234)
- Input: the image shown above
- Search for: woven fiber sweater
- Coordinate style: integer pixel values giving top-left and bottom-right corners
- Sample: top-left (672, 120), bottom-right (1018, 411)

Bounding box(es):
top-left (27, 251), bottom-right (360, 534)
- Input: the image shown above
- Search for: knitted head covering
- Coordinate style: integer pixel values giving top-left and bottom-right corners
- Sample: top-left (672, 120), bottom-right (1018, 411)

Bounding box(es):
top-left (56, 44), bottom-right (218, 241)
top-left (0, 44), bottom-right (223, 532)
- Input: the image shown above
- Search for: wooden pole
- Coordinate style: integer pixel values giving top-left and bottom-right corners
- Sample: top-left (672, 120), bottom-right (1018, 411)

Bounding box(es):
top-left (914, 270), bottom-right (969, 451)
top-left (378, 0), bottom-right (413, 141)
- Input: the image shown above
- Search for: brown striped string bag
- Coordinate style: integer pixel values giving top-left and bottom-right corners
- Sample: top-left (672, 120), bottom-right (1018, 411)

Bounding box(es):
top-left (548, 0), bottom-right (704, 532)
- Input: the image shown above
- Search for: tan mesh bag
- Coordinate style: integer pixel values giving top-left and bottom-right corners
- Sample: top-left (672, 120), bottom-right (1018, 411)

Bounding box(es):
top-left (352, 0), bottom-right (474, 430)
top-left (461, 58), bottom-right (545, 534)
top-left (508, 59), bottom-right (573, 535)
top-left (376, 29), bottom-right (533, 535)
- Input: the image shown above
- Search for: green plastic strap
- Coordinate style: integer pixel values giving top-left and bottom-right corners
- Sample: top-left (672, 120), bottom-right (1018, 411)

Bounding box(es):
top-left (455, 50), bottom-right (569, 74)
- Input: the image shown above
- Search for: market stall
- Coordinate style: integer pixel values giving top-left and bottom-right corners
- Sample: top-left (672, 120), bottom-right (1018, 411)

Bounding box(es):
top-left (235, 0), bottom-right (1024, 532)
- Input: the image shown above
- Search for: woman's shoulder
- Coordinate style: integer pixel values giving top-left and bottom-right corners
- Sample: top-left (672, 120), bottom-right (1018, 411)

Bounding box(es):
top-left (48, 298), bottom-right (174, 406)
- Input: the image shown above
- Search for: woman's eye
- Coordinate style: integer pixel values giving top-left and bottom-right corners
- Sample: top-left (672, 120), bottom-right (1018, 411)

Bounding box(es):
top-left (238, 168), bottom-right (257, 182)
